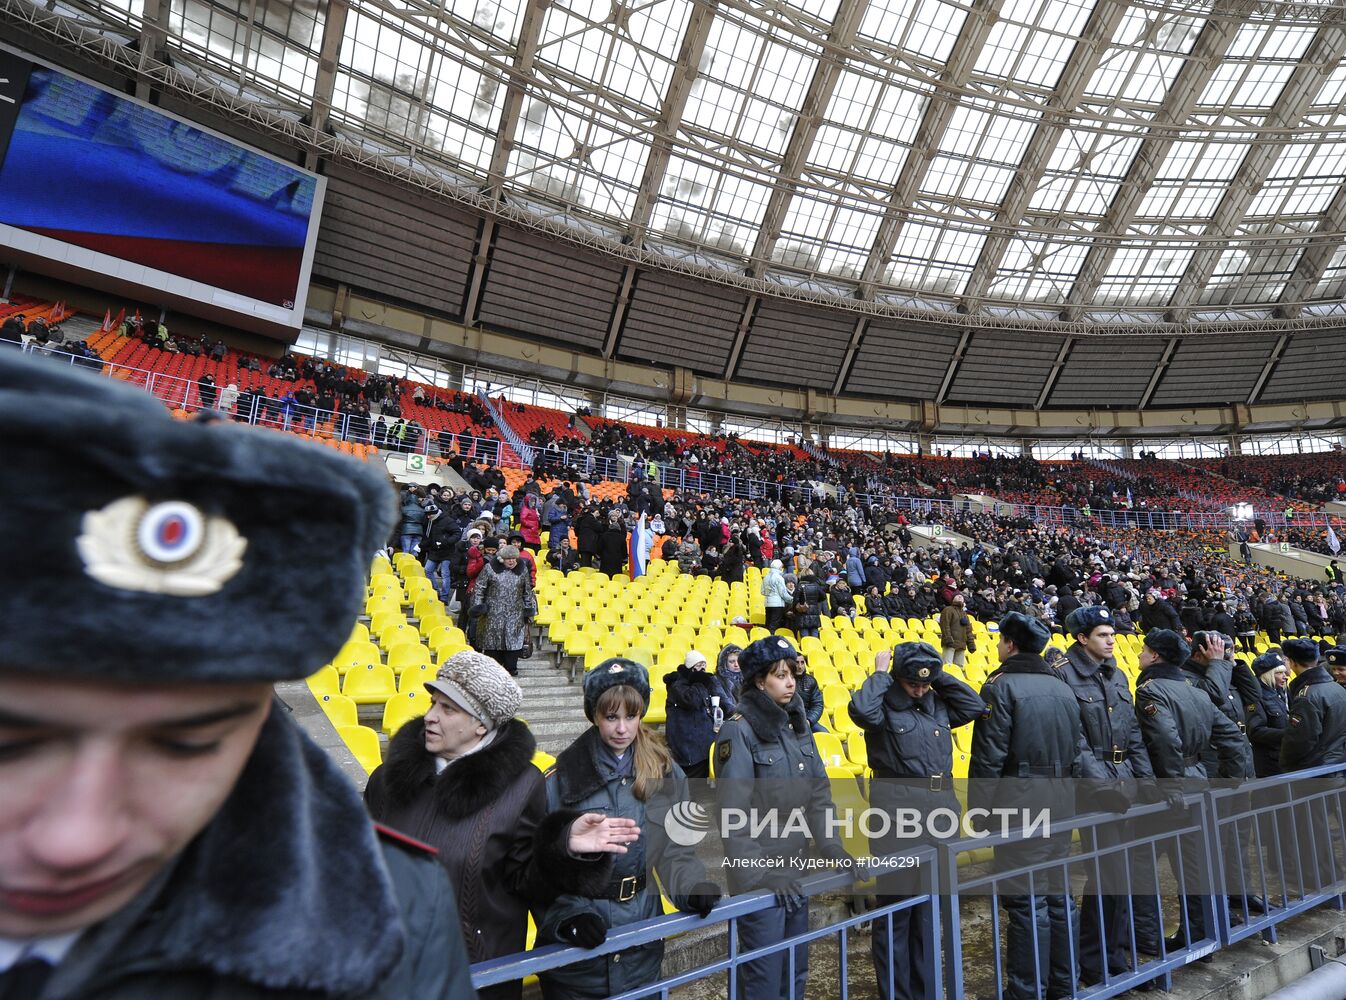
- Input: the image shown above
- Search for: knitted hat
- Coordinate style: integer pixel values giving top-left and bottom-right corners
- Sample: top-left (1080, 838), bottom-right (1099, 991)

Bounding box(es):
top-left (739, 635), bottom-right (799, 685)
top-left (684, 649), bottom-right (711, 670)
top-left (582, 658), bottom-right (651, 720)
top-left (496, 544), bottom-right (521, 561)
top-left (424, 650), bottom-right (522, 730)
top-left (0, 348), bottom-right (392, 682)
top-left (1143, 629), bottom-right (1190, 666)
top-left (1064, 606), bottom-right (1112, 637)
top-left (1282, 637), bottom-right (1321, 665)
top-left (998, 612), bottom-right (1050, 654)
top-left (890, 642), bottom-right (942, 683)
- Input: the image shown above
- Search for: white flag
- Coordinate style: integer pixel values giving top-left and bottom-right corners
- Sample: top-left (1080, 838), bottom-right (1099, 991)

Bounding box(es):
top-left (1329, 522), bottom-right (1341, 555)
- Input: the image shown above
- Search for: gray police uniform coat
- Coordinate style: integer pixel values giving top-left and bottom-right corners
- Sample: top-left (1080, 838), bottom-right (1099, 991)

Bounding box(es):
top-left (534, 726), bottom-right (706, 999)
top-left (1057, 643), bottom-right (1155, 806)
top-left (848, 670), bottom-right (984, 836)
top-left (714, 687), bottom-right (844, 893)
top-left (35, 705), bottom-right (476, 1000)
top-left (1181, 656), bottom-right (1256, 779)
top-left (1135, 663), bottom-right (1247, 782)
top-left (1281, 665), bottom-right (1346, 772)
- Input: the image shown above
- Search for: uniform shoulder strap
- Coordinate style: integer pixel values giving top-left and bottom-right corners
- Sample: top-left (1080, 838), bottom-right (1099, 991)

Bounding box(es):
top-left (374, 822), bottom-right (439, 857)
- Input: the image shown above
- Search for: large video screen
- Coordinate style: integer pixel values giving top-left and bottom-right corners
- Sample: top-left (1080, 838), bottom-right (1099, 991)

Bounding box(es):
top-left (0, 49), bottom-right (324, 326)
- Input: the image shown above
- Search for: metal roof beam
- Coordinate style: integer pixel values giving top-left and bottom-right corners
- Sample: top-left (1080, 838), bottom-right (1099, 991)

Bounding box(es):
top-left (1166, 20), bottom-right (1346, 318)
top-left (857, 0), bottom-right (1006, 297)
top-left (746, 0), bottom-right (871, 275)
top-left (485, 0), bottom-right (550, 197)
top-left (1276, 180), bottom-right (1346, 317)
top-left (935, 330), bottom-right (973, 405)
top-left (1248, 333), bottom-right (1290, 403)
top-left (1139, 336), bottom-right (1179, 408)
top-left (723, 295), bottom-right (759, 379)
top-left (959, 0), bottom-right (1130, 309)
top-left (626, 0), bottom-right (719, 243)
top-left (1061, 13), bottom-right (1242, 320)
top-left (1034, 337), bottom-right (1075, 409)
top-left (305, 0), bottom-right (350, 170)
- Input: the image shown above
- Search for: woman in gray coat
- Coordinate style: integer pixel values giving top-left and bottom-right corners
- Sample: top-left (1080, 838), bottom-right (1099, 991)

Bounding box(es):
top-left (535, 658), bottom-right (721, 1000)
top-left (472, 544), bottom-right (537, 675)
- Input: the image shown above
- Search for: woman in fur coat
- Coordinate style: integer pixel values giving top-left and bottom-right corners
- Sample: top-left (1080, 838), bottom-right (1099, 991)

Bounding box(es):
top-left (472, 544), bottom-right (537, 675)
top-left (663, 649), bottom-right (736, 779)
top-left (365, 651), bottom-right (640, 1000)
top-left (534, 658), bottom-right (722, 999)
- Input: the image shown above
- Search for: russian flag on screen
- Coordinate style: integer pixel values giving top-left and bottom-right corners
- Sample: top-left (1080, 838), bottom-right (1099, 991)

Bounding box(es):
top-left (630, 513), bottom-right (650, 580)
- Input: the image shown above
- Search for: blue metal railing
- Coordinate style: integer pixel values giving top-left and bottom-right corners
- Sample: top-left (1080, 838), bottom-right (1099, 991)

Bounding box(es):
top-left (471, 851), bottom-right (940, 999)
top-left (478, 390), bottom-right (536, 466)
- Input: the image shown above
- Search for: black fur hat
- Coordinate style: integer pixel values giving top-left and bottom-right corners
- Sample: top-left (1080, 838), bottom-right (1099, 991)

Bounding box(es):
top-left (1143, 629), bottom-right (1190, 666)
top-left (890, 642), bottom-right (942, 682)
top-left (0, 349), bottom-right (394, 682)
top-left (998, 612), bottom-right (1050, 654)
top-left (582, 657), bottom-right (651, 720)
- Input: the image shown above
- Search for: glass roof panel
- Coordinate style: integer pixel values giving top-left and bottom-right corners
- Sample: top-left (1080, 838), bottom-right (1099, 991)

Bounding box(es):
top-left (973, 0), bottom-right (1098, 89)
top-left (53, 0), bottom-right (1346, 322)
top-left (857, 0), bottom-right (970, 65)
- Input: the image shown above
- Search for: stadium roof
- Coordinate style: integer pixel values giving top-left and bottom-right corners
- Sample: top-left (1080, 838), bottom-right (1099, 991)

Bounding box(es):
top-left (27, 0), bottom-right (1346, 331)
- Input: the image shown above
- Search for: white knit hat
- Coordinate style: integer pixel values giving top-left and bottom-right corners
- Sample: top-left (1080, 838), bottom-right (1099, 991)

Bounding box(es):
top-left (424, 650), bottom-right (522, 730)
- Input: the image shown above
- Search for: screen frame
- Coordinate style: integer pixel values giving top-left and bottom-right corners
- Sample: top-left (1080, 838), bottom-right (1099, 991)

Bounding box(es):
top-left (0, 42), bottom-right (326, 334)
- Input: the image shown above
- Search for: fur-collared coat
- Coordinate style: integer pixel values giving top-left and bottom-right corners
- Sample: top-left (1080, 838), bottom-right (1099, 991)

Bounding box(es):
top-left (472, 557), bottom-right (537, 651)
top-left (41, 704), bottom-right (474, 999)
top-left (365, 716), bottom-right (592, 999)
top-left (535, 727), bottom-right (708, 999)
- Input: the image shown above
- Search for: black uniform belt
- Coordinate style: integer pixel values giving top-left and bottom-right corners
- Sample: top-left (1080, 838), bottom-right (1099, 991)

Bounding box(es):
top-left (1092, 747), bottom-right (1128, 765)
top-left (871, 769), bottom-right (949, 791)
top-left (605, 872), bottom-right (647, 902)
top-left (1015, 763), bottom-right (1066, 777)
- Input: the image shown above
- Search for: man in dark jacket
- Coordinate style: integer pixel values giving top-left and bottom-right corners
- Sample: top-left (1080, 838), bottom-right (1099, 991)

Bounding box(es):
top-left (1278, 638), bottom-right (1346, 894)
top-left (970, 613), bottom-right (1085, 1000)
top-left (1057, 607), bottom-right (1156, 987)
top-left (0, 351), bottom-right (476, 999)
top-left (850, 642), bottom-right (984, 1000)
top-left (1181, 633), bottom-right (1262, 916)
top-left (1140, 593), bottom-right (1182, 633)
top-left (1134, 629), bottom-right (1247, 954)
top-left (597, 516), bottom-right (629, 577)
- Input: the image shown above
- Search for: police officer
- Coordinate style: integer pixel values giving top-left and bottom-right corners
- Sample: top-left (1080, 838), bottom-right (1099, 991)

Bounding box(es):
top-left (1326, 646), bottom-right (1346, 690)
top-left (1056, 606), bottom-right (1155, 988)
top-left (1278, 638), bottom-right (1346, 895)
top-left (714, 636), bottom-right (849, 1000)
top-left (970, 612), bottom-right (1084, 1000)
top-left (0, 351), bottom-right (477, 998)
top-left (1133, 630), bottom-right (1246, 955)
top-left (1181, 631), bottom-right (1262, 916)
top-left (848, 642), bottom-right (984, 1000)
top-left (1246, 650), bottom-right (1290, 778)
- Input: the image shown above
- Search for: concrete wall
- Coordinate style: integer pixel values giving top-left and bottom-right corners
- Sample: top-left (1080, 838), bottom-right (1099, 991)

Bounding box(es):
top-left (1229, 541), bottom-right (1337, 580)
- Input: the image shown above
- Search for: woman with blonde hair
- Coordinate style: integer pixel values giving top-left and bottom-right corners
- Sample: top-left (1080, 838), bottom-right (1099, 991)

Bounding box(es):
top-left (534, 658), bottom-right (722, 999)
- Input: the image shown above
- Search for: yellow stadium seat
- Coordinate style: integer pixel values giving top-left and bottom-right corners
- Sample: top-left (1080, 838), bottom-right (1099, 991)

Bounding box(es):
top-left (317, 692), bottom-right (358, 729)
top-left (343, 663), bottom-right (398, 705)
top-left (845, 733), bottom-right (868, 769)
top-left (332, 641), bottom-right (381, 675)
top-left (814, 732), bottom-right (861, 775)
top-left (387, 642), bottom-right (432, 674)
top-left (347, 622), bottom-right (371, 645)
top-left (644, 688), bottom-right (667, 725)
top-left (624, 646), bottom-right (655, 667)
top-left (532, 749), bottom-right (557, 772)
top-left (397, 663), bottom-right (435, 694)
top-left (307, 664), bottom-right (340, 697)
top-left (381, 689), bottom-right (429, 736)
top-left (338, 725), bottom-right (382, 774)
top-left (378, 623), bottom-right (421, 650)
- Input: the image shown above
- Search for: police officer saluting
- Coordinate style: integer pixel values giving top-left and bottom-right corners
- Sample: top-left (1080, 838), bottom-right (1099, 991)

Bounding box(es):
top-left (1133, 630), bottom-right (1245, 957)
top-left (1278, 638), bottom-right (1346, 894)
top-left (714, 636), bottom-right (849, 1000)
top-left (1056, 606), bottom-right (1155, 988)
top-left (1181, 630), bottom-right (1261, 916)
top-left (848, 642), bottom-right (984, 1000)
top-left (970, 612), bottom-right (1084, 1000)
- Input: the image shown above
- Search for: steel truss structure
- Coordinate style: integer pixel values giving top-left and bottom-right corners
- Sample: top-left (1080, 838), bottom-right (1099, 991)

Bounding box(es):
top-left (10, 0), bottom-right (1346, 341)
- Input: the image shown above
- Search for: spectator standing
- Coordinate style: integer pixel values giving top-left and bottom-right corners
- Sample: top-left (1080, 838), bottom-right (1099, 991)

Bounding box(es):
top-left (471, 544), bottom-right (536, 676)
top-left (761, 559), bottom-right (789, 630)
top-left (938, 594), bottom-right (976, 666)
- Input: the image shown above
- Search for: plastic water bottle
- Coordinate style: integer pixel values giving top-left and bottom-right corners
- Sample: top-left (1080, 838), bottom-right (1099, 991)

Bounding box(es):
top-left (711, 696), bottom-right (724, 733)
